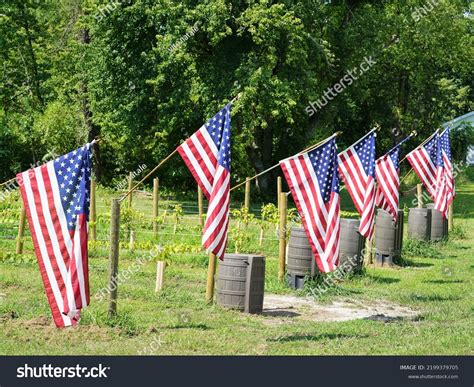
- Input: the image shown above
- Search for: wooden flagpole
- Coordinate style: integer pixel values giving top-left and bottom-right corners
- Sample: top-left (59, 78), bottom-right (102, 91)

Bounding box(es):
top-left (119, 94), bottom-right (243, 203)
top-left (230, 131), bottom-right (343, 192)
top-left (119, 148), bottom-right (179, 203)
top-left (399, 130), bottom-right (439, 165)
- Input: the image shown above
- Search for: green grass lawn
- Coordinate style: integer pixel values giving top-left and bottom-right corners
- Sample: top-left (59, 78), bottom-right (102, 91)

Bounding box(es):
top-left (0, 177), bottom-right (473, 355)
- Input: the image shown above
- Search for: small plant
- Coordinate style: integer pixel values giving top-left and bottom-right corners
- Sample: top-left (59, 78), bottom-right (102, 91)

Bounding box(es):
top-left (449, 225), bottom-right (466, 240)
top-left (259, 203), bottom-right (278, 246)
top-left (232, 206), bottom-right (255, 229)
top-left (173, 204), bottom-right (183, 234)
top-left (230, 206), bottom-right (255, 252)
top-left (402, 239), bottom-right (440, 260)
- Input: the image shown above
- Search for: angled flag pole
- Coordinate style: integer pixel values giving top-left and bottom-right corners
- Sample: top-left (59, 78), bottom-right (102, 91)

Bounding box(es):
top-left (375, 132), bottom-right (416, 221)
top-left (119, 94), bottom-right (242, 203)
top-left (400, 129), bottom-right (439, 165)
top-left (338, 128), bottom-right (378, 240)
top-left (279, 133), bottom-right (341, 273)
top-left (405, 129), bottom-right (440, 202)
top-left (230, 131), bottom-right (343, 192)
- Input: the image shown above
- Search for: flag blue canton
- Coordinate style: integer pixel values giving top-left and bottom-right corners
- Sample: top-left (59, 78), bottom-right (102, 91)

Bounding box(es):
top-left (354, 133), bottom-right (376, 178)
top-left (53, 144), bottom-right (93, 230)
top-left (440, 128), bottom-right (452, 160)
top-left (388, 146), bottom-right (401, 169)
top-left (424, 135), bottom-right (438, 164)
top-left (308, 138), bottom-right (339, 202)
top-left (205, 104), bottom-right (231, 171)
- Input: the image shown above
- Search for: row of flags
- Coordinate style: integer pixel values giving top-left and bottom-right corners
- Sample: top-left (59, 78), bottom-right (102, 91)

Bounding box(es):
top-left (14, 100), bottom-right (454, 327)
top-left (178, 102), bottom-right (455, 274)
top-left (406, 129), bottom-right (455, 218)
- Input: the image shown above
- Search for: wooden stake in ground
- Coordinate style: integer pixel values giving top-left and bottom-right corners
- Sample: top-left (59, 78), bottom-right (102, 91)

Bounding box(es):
top-left (417, 184), bottom-right (423, 208)
top-left (127, 172), bottom-right (133, 209)
top-left (153, 177), bottom-right (159, 237)
top-left (205, 253), bottom-right (218, 304)
top-left (278, 192), bottom-right (288, 281)
top-left (108, 199), bottom-right (121, 319)
top-left (129, 230), bottom-right (135, 252)
top-left (16, 204), bottom-right (27, 255)
top-left (198, 185), bottom-right (204, 228)
top-left (364, 237), bottom-right (373, 266)
top-left (448, 202), bottom-right (454, 231)
top-left (277, 176), bottom-right (282, 212)
top-left (244, 177), bottom-right (251, 210)
top-left (155, 261), bottom-right (166, 292)
top-left (90, 177), bottom-right (97, 241)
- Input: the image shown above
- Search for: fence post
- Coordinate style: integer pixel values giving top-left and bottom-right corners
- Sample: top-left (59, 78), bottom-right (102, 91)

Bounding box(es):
top-left (153, 177), bottom-right (159, 237)
top-left (127, 172), bottom-right (133, 209)
top-left (129, 230), bottom-right (135, 252)
top-left (16, 204), bottom-right (27, 255)
top-left (205, 253), bottom-right (217, 304)
top-left (364, 237), bottom-right (373, 266)
top-left (417, 184), bottom-right (423, 208)
top-left (244, 177), bottom-right (251, 210)
top-left (448, 202), bottom-right (454, 231)
top-left (278, 193), bottom-right (288, 281)
top-left (90, 177), bottom-right (97, 241)
top-left (277, 176), bottom-right (282, 211)
top-left (155, 261), bottom-right (166, 292)
top-left (198, 185), bottom-right (204, 228)
top-left (108, 199), bottom-right (121, 319)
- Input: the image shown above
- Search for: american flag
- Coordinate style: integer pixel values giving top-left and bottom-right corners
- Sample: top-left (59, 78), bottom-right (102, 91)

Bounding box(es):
top-left (338, 132), bottom-right (377, 240)
top-left (178, 104), bottom-right (232, 259)
top-left (440, 128), bottom-right (455, 206)
top-left (16, 143), bottom-right (93, 328)
top-left (434, 128), bottom-right (454, 218)
top-left (375, 135), bottom-right (412, 220)
top-left (406, 131), bottom-right (439, 201)
top-left (280, 136), bottom-right (340, 273)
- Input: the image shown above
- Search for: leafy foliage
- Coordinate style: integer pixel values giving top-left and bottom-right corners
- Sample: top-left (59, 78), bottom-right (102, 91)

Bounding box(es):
top-left (0, 0), bottom-right (472, 196)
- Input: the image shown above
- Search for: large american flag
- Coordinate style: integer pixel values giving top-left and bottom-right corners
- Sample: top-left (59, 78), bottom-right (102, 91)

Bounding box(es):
top-left (280, 136), bottom-right (340, 273)
top-left (440, 128), bottom-right (455, 206)
top-left (406, 131), bottom-right (439, 201)
top-left (178, 104), bottom-right (232, 259)
top-left (375, 135), bottom-right (412, 221)
top-left (434, 128), bottom-right (454, 218)
top-left (16, 143), bottom-right (93, 328)
top-left (338, 132), bottom-right (377, 240)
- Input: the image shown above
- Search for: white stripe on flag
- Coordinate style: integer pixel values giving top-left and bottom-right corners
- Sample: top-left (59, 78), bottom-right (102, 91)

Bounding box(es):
top-left (22, 171), bottom-right (72, 327)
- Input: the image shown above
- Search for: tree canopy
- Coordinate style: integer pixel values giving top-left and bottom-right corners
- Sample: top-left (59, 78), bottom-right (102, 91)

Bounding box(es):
top-left (1, 0), bottom-right (473, 195)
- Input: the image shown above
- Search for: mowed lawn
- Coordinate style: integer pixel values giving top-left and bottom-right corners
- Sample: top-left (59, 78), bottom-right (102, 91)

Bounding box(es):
top-left (0, 178), bottom-right (473, 355)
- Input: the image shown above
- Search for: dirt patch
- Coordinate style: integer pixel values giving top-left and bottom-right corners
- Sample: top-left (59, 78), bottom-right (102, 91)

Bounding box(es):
top-left (261, 294), bottom-right (419, 324)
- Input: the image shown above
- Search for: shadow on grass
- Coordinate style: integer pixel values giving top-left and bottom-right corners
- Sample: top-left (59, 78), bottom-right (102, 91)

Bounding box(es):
top-left (261, 309), bottom-right (301, 318)
top-left (365, 275), bottom-right (400, 284)
top-left (400, 259), bottom-right (434, 268)
top-left (407, 294), bottom-right (461, 302)
top-left (268, 333), bottom-right (369, 343)
top-left (423, 279), bottom-right (464, 284)
top-left (166, 323), bottom-right (211, 330)
top-left (364, 314), bottom-right (411, 323)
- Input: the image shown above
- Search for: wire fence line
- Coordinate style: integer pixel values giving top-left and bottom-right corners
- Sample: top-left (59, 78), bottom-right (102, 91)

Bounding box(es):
top-left (0, 188), bottom-right (283, 260)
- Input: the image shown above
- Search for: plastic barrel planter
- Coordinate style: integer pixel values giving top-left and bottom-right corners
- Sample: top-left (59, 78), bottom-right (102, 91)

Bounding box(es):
top-left (286, 227), bottom-right (318, 289)
top-left (375, 209), bottom-right (404, 267)
top-left (216, 254), bottom-right (265, 314)
top-left (339, 218), bottom-right (365, 273)
top-left (426, 204), bottom-right (448, 241)
top-left (408, 208), bottom-right (432, 242)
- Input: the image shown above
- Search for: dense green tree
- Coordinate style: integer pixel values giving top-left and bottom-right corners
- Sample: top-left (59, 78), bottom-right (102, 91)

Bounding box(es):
top-left (1, 0), bottom-right (472, 195)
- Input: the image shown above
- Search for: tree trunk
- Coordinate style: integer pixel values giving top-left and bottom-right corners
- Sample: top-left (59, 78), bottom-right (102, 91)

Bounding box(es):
top-left (81, 29), bottom-right (102, 179)
top-left (246, 119), bottom-right (274, 196)
top-left (19, 3), bottom-right (44, 110)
